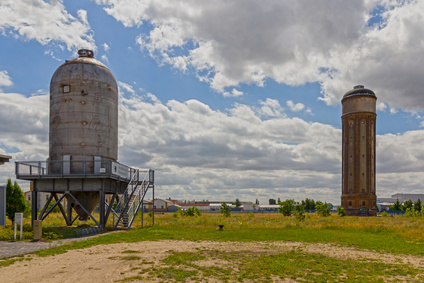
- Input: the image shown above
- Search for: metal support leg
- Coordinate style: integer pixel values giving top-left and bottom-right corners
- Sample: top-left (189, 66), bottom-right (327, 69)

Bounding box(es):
top-left (67, 195), bottom-right (72, 226)
top-left (141, 196), bottom-right (144, 228)
top-left (53, 193), bottom-right (71, 226)
top-left (31, 186), bottom-right (38, 228)
top-left (38, 193), bottom-right (54, 221)
top-left (105, 194), bottom-right (117, 226)
top-left (99, 189), bottom-right (105, 229)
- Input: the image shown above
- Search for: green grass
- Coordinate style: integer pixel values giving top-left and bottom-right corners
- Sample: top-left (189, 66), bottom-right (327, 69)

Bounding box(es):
top-left (0, 212), bottom-right (417, 258)
top-left (146, 249), bottom-right (424, 282)
top-left (3, 212), bottom-right (424, 281)
top-left (0, 256), bottom-right (32, 268)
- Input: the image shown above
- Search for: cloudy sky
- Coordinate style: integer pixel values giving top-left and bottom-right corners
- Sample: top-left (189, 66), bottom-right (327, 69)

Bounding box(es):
top-left (1, 0), bottom-right (424, 205)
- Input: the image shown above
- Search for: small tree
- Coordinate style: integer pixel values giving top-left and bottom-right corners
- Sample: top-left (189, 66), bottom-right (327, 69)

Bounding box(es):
top-left (404, 208), bottom-right (420, 217)
top-left (180, 206), bottom-right (202, 217)
top-left (220, 202), bottom-right (231, 217)
top-left (414, 199), bottom-right (422, 212)
top-left (302, 198), bottom-right (316, 211)
top-left (293, 203), bottom-right (306, 221)
top-left (269, 198), bottom-right (276, 205)
top-left (315, 201), bottom-right (331, 217)
top-left (403, 200), bottom-right (413, 211)
top-left (235, 198), bottom-right (242, 207)
top-left (5, 179), bottom-right (30, 223)
top-left (337, 206), bottom-right (346, 217)
top-left (389, 199), bottom-right (402, 211)
top-left (278, 199), bottom-right (295, 216)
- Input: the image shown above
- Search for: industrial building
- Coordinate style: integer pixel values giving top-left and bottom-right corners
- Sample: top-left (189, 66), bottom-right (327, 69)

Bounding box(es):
top-left (341, 85), bottom-right (377, 216)
top-left (0, 154), bottom-right (11, 226)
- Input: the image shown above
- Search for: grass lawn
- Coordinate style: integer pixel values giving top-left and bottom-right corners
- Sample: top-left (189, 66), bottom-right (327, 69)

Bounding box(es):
top-left (2, 212), bottom-right (424, 281)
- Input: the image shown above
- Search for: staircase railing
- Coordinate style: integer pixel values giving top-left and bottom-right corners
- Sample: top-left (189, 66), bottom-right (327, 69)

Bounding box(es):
top-left (124, 171), bottom-right (150, 229)
top-left (112, 169), bottom-right (150, 229)
top-left (112, 169), bottom-right (139, 229)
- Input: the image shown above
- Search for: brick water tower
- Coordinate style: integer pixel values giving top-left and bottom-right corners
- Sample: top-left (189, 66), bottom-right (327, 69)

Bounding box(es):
top-left (341, 85), bottom-right (377, 216)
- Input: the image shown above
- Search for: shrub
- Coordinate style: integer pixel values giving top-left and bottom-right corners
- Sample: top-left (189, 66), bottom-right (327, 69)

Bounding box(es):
top-left (179, 206), bottom-right (202, 217)
top-left (294, 203), bottom-right (306, 221)
top-left (380, 211), bottom-right (390, 217)
top-left (316, 201), bottom-right (331, 217)
top-left (337, 207), bottom-right (346, 217)
top-left (278, 199), bottom-right (296, 216)
top-left (403, 208), bottom-right (420, 217)
top-left (414, 199), bottom-right (422, 212)
top-left (220, 203), bottom-right (231, 217)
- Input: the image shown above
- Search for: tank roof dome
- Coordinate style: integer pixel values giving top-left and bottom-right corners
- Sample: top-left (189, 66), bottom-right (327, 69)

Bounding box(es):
top-left (61, 49), bottom-right (108, 69)
top-left (342, 85), bottom-right (376, 101)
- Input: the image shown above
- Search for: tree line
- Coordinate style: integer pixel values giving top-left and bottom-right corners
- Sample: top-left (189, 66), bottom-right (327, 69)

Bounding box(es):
top-left (269, 198), bottom-right (330, 212)
top-left (388, 199), bottom-right (422, 212)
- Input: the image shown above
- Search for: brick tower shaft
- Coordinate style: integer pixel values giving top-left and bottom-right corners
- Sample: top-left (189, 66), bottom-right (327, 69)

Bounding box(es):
top-left (341, 85), bottom-right (377, 216)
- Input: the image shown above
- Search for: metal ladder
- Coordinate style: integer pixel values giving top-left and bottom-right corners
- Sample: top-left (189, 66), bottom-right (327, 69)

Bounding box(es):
top-left (113, 170), bottom-right (150, 230)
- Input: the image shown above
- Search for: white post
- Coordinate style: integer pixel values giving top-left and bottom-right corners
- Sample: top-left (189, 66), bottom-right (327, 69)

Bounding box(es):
top-left (14, 213), bottom-right (23, 241)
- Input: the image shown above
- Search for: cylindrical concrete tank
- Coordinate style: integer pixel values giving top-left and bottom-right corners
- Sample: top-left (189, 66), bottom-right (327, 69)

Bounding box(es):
top-left (49, 49), bottom-right (118, 220)
top-left (50, 49), bottom-right (118, 164)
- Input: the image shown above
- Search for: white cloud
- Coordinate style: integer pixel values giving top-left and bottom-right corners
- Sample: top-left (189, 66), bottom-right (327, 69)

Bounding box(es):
top-left (103, 43), bottom-right (110, 52)
top-left (116, 92), bottom-right (343, 202)
top-left (377, 102), bottom-right (388, 112)
top-left (0, 0), bottom-right (95, 51)
top-left (258, 98), bottom-right (284, 118)
top-left (2, 84), bottom-right (424, 203)
top-left (0, 91), bottom-right (49, 162)
top-left (115, 91), bottom-right (424, 203)
top-left (101, 54), bottom-right (109, 63)
top-left (286, 100), bottom-right (305, 112)
top-left (377, 131), bottom-right (424, 174)
top-left (118, 81), bottom-right (136, 96)
top-left (317, 1), bottom-right (424, 111)
top-left (96, 0), bottom-right (424, 112)
top-left (223, 89), bottom-right (243, 98)
top-left (0, 70), bottom-right (12, 90)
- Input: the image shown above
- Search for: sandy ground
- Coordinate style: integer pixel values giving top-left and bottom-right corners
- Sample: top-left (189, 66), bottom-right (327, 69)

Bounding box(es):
top-left (1, 240), bottom-right (424, 282)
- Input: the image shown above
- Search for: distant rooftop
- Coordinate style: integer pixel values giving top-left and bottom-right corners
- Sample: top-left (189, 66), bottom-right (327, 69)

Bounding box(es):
top-left (0, 154), bottom-right (12, 165)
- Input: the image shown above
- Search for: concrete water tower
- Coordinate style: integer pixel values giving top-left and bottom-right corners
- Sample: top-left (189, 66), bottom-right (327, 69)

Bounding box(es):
top-left (341, 85), bottom-right (377, 216)
top-left (16, 50), bottom-right (154, 229)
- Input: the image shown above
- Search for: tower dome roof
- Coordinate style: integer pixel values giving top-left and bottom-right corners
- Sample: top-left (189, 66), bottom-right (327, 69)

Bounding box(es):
top-left (342, 85), bottom-right (376, 101)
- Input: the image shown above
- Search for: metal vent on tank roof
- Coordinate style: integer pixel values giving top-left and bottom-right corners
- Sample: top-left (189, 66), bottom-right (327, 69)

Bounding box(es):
top-left (354, 85), bottom-right (364, 89)
top-left (78, 49), bottom-right (94, 58)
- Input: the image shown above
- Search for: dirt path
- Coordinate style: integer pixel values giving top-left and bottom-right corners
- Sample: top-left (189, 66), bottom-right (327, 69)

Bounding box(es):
top-left (1, 240), bottom-right (424, 282)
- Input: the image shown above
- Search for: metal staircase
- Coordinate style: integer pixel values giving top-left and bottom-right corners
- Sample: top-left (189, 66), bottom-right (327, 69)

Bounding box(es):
top-left (112, 170), bottom-right (150, 230)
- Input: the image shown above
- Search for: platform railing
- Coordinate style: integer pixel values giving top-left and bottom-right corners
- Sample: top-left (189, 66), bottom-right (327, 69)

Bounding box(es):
top-left (15, 159), bottom-right (152, 183)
